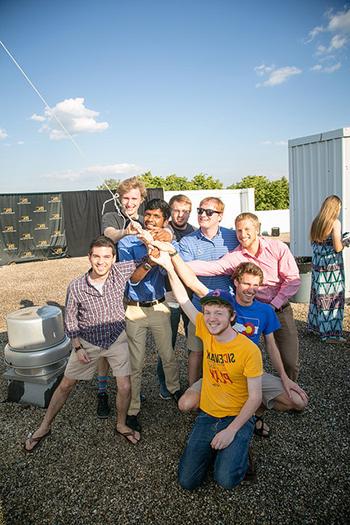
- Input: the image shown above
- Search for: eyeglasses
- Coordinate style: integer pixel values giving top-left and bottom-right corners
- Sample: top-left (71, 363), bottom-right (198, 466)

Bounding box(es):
top-left (197, 208), bottom-right (221, 217)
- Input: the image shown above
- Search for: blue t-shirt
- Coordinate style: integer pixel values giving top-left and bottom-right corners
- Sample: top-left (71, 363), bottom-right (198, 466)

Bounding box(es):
top-left (232, 298), bottom-right (281, 344)
top-left (118, 235), bottom-right (167, 302)
top-left (178, 226), bottom-right (239, 310)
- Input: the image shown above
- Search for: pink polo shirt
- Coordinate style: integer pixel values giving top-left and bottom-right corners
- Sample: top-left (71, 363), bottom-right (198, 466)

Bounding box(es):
top-left (187, 237), bottom-right (300, 309)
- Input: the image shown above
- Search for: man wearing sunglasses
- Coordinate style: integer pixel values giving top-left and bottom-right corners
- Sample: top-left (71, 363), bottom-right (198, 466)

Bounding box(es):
top-left (177, 197), bottom-right (239, 385)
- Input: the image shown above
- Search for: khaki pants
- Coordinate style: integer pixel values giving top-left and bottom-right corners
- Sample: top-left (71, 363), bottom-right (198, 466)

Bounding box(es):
top-left (274, 304), bottom-right (300, 381)
top-left (125, 302), bottom-right (180, 415)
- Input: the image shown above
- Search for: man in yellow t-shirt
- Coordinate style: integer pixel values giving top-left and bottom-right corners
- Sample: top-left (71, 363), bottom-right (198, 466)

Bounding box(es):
top-left (149, 248), bottom-right (263, 490)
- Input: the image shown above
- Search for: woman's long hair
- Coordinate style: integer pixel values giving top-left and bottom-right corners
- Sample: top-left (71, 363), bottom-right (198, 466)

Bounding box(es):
top-left (310, 195), bottom-right (342, 243)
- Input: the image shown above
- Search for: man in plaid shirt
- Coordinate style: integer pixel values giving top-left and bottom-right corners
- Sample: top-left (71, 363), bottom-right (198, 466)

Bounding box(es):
top-left (24, 235), bottom-right (143, 451)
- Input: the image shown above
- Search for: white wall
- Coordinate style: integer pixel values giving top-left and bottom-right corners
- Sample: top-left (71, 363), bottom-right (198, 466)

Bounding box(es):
top-left (255, 210), bottom-right (290, 234)
top-left (164, 188), bottom-right (254, 228)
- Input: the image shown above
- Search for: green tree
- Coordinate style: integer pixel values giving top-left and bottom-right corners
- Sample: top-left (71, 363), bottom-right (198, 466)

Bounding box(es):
top-left (227, 175), bottom-right (289, 210)
top-left (189, 173), bottom-right (223, 190)
top-left (96, 178), bottom-right (119, 190)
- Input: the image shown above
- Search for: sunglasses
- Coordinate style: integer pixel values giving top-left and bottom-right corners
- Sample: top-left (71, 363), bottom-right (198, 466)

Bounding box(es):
top-left (197, 208), bottom-right (221, 217)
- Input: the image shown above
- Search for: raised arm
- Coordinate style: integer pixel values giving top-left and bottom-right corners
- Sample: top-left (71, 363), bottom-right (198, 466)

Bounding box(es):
top-left (150, 240), bottom-right (208, 297)
top-left (186, 251), bottom-right (237, 276)
top-left (149, 249), bottom-right (198, 325)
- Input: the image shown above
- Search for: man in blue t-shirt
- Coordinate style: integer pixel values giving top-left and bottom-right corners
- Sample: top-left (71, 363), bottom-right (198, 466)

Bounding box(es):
top-left (149, 247), bottom-right (308, 437)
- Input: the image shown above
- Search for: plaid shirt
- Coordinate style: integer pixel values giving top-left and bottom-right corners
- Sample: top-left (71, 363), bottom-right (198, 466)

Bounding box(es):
top-left (65, 261), bottom-right (137, 348)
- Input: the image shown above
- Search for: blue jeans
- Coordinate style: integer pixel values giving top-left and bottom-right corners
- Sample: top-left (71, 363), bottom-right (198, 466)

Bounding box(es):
top-left (178, 411), bottom-right (255, 490)
top-left (157, 306), bottom-right (189, 390)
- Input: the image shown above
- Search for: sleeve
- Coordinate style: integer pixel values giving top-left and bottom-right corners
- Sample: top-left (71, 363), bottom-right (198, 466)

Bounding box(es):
top-left (187, 251), bottom-right (239, 276)
top-left (271, 243), bottom-right (301, 309)
top-left (64, 283), bottom-right (80, 339)
top-left (116, 261), bottom-right (138, 281)
top-left (118, 238), bottom-right (135, 262)
top-left (178, 236), bottom-right (196, 262)
top-left (243, 341), bottom-right (263, 378)
top-left (262, 304), bottom-right (281, 336)
top-left (101, 212), bottom-right (125, 234)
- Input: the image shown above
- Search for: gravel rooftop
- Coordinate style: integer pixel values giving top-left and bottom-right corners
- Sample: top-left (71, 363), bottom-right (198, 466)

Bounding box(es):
top-left (0, 257), bottom-right (349, 525)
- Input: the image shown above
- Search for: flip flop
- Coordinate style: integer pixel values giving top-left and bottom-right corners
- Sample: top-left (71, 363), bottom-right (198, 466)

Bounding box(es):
top-left (115, 428), bottom-right (140, 445)
top-left (24, 430), bottom-right (51, 453)
top-left (254, 416), bottom-right (270, 438)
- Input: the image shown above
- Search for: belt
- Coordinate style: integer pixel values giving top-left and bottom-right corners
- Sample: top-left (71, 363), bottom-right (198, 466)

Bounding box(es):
top-left (276, 302), bottom-right (290, 312)
top-left (127, 297), bottom-right (165, 307)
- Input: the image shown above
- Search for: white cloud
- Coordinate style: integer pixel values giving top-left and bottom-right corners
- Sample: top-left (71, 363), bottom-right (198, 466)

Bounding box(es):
top-left (17, 141), bottom-right (24, 145)
top-left (30, 97), bottom-right (109, 141)
top-left (329, 34), bottom-right (347, 50)
top-left (254, 64), bottom-right (275, 77)
top-left (255, 65), bottom-right (302, 87)
top-left (328, 8), bottom-right (350, 33)
top-left (30, 113), bottom-right (46, 122)
top-left (306, 8), bottom-right (350, 59)
top-left (41, 163), bottom-right (143, 182)
top-left (311, 62), bottom-right (341, 73)
top-left (0, 128), bottom-right (8, 140)
top-left (306, 25), bottom-right (324, 43)
top-left (261, 140), bottom-right (287, 146)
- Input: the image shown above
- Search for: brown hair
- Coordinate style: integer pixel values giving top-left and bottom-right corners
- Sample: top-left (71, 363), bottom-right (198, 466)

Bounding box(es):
top-left (235, 212), bottom-right (260, 229)
top-left (202, 301), bottom-right (234, 318)
top-left (117, 176), bottom-right (147, 200)
top-left (233, 262), bottom-right (264, 285)
top-left (89, 235), bottom-right (116, 256)
top-left (169, 194), bottom-right (192, 210)
top-left (310, 195), bottom-right (342, 243)
top-left (199, 197), bottom-right (224, 213)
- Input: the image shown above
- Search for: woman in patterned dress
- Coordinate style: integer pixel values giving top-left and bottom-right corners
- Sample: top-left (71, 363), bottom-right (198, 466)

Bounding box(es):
top-left (308, 195), bottom-right (346, 343)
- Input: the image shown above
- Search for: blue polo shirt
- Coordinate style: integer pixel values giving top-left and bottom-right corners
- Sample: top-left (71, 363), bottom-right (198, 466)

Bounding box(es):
top-left (118, 235), bottom-right (167, 302)
top-left (178, 226), bottom-right (239, 310)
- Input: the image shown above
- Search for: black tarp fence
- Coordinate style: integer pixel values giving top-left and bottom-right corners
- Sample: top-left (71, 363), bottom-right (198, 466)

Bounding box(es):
top-left (0, 188), bottom-right (163, 265)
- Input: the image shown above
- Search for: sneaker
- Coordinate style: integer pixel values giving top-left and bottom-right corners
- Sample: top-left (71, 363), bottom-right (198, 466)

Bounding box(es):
top-left (97, 393), bottom-right (110, 419)
top-left (126, 414), bottom-right (142, 432)
top-left (159, 384), bottom-right (172, 400)
top-left (171, 389), bottom-right (183, 404)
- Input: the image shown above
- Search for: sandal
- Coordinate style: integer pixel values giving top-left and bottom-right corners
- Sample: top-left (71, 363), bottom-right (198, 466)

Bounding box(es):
top-left (114, 427), bottom-right (140, 445)
top-left (254, 416), bottom-right (270, 438)
top-left (24, 430), bottom-right (51, 453)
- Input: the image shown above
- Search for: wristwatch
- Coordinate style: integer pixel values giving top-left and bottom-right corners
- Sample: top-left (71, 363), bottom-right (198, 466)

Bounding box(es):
top-left (169, 249), bottom-right (178, 257)
top-left (74, 345), bottom-right (82, 352)
top-left (143, 262), bottom-right (152, 271)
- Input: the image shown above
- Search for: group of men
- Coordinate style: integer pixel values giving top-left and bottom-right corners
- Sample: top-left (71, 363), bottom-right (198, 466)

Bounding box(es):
top-left (24, 176), bottom-right (308, 490)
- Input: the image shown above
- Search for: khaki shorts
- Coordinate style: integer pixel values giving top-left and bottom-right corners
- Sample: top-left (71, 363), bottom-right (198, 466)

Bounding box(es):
top-left (187, 322), bottom-right (203, 353)
top-left (261, 372), bottom-right (284, 409)
top-left (64, 331), bottom-right (130, 381)
top-left (189, 373), bottom-right (284, 409)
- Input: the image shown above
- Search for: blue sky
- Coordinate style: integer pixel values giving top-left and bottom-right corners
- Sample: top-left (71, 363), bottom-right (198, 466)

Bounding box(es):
top-left (0, 0), bottom-right (348, 193)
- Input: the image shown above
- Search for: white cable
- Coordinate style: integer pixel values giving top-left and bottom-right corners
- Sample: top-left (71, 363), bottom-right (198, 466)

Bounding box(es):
top-left (0, 39), bottom-right (116, 200)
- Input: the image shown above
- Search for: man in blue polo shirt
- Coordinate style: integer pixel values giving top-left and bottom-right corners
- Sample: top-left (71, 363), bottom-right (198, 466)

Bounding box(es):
top-left (118, 198), bottom-right (181, 433)
top-left (178, 197), bottom-right (239, 385)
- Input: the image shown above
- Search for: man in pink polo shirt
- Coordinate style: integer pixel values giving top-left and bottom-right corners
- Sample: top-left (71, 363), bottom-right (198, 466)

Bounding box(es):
top-left (188, 212), bottom-right (301, 381)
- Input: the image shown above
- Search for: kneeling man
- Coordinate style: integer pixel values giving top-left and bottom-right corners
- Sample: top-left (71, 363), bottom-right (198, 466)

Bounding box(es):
top-left (151, 249), bottom-right (263, 490)
top-left (24, 236), bottom-right (141, 451)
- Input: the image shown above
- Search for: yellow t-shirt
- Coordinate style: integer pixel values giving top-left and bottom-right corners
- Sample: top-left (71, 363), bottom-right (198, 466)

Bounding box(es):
top-left (196, 313), bottom-right (263, 418)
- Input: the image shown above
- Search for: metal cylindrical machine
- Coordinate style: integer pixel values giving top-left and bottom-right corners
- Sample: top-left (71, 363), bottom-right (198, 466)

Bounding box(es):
top-left (4, 305), bottom-right (71, 407)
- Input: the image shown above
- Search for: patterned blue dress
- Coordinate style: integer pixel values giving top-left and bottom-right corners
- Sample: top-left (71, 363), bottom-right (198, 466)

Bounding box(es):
top-left (307, 237), bottom-right (345, 339)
